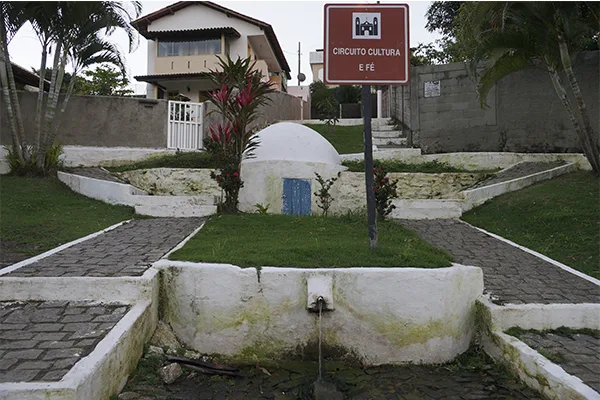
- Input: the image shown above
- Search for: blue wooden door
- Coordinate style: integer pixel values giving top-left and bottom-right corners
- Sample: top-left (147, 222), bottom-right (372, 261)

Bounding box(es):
top-left (282, 179), bottom-right (311, 216)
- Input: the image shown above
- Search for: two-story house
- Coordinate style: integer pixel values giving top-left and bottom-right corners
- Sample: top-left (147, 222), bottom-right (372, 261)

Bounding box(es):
top-left (132, 1), bottom-right (291, 102)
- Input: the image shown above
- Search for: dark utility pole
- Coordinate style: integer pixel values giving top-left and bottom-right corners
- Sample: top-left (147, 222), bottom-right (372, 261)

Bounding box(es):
top-left (362, 85), bottom-right (378, 249)
top-left (297, 42), bottom-right (301, 86)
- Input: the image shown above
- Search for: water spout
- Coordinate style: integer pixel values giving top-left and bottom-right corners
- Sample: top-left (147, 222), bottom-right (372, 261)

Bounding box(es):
top-left (316, 296), bottom-right (324, 381)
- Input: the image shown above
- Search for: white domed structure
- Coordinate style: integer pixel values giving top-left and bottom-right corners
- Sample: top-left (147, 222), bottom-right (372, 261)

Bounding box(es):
top-left (249, 122), bottom-right (341, 166)
top-left (239, 123), bottom-right (347, 215)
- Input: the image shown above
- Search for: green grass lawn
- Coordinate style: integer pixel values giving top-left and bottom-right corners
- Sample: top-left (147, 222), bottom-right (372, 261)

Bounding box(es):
top-left (169, 213), bottom-right (453, 268)
top-left (342, 159), bottom-right (491, 173)
top-left (0, 176), bottom-right (135, 258)
top-left (462, 171), bottom-right (599, 279)
top-left (107, 151), bottom-right (215, 173)
top-left (304, 124), bottom-right (364, 155)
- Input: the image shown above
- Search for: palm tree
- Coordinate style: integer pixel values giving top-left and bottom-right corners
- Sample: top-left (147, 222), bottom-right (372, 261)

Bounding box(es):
top-left (458, 2), bottom-right (600, 175)
top-left (0, 1), bottom-right (141, 174)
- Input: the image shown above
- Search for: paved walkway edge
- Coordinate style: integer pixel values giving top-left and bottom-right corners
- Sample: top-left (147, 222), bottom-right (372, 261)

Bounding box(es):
top-left (0, 220), bottom-right (130, 277)
top-left (0, 301), bottom-right (157, 400)
top-left (463, 221), bottom-right (600, 287)
top-left (161, 220), bottom-right (206, 259)
top-left (482, 328), bottom-right (600, 400)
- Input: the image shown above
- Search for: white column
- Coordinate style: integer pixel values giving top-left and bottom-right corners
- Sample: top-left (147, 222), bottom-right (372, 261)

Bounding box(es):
top-left (377, 88), bottom-right (383, 118)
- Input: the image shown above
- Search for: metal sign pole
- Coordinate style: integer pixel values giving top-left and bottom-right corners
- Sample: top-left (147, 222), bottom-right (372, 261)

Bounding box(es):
top-left (362, 85), bottom-right (378, 249)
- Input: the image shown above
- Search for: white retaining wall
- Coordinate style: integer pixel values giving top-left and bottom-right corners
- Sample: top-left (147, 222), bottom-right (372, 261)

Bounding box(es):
top-left (57, 171), bottom-right (216, 217)
top-left (340, 150), bottom-right (591, 171)
top-left (155, 261), bottom-right (484, 365)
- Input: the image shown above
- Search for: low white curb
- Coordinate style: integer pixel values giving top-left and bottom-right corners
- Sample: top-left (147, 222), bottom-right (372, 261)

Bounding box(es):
top-left (0, 268), bottom-right (160, 304)
top-left (482, 329), bottom-right (600, 400)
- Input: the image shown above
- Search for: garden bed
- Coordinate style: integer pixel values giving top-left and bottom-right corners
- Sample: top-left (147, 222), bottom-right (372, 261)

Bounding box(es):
top-left (169, 214), bottom-right (452, 268)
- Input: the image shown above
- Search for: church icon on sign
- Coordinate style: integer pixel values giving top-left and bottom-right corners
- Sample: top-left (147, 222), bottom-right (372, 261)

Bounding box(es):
top-left (352, 12), bottom-right (381, 40)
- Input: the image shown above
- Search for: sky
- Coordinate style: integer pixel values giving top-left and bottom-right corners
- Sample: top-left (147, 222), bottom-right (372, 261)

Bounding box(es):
top-left (7, 0), bottom-right (440, 94)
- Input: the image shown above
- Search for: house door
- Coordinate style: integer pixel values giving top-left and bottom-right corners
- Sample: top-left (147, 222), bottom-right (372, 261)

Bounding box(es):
top-left (282, 178), bottom-right (311, 216)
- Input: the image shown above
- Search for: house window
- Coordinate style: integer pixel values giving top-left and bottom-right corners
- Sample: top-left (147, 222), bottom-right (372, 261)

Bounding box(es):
top-left (158, 39), bottom-right (222, 57)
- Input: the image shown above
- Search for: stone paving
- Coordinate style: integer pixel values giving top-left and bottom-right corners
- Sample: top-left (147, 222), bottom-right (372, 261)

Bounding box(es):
top-left (0, 300), bottom-right (129, 383)
top-left (516, 331), bottom-right (600, 393)
top-left (400, 219), bottom-right (600, 305)
top-left (468, 161), bottom-right (566, 189)
top-left (7, 218), bottom-right (204, 277)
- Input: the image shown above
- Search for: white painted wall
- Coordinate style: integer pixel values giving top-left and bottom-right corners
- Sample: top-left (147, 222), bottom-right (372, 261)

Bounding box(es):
top-left (239, 160), bottom-right (345, 214)
top-left (147, 4), bottom-right (263, 61)
top-left (157, 261), bottom-right (484, 365)
top-left (57, 172), bottom-right (216, 217)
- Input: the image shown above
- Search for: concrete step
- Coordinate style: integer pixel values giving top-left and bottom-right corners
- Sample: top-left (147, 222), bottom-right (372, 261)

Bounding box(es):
top-left (371, 124), bottom-right (397, 131)
top-left (373, 130), bottom-right (403, 138)
top-left (373, 137), bottom-right (407, 146)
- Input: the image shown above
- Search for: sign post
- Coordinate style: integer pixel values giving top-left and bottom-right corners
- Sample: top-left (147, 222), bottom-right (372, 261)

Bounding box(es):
top-left (324, 3), bottom-right (410, 249)
top-left (361, 85), bottom-right (377, 248)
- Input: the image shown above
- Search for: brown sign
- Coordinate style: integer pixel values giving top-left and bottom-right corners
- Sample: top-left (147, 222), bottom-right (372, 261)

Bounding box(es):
top-left (323, 3), bottom-right (410, 85)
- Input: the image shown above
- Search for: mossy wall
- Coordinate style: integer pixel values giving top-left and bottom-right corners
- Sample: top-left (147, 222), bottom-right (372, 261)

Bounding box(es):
top-left (161, 263), bottom-right (483, 365)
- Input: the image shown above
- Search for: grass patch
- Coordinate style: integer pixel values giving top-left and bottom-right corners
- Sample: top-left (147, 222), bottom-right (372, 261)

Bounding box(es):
top-left (0, 176), bottom-right (134, 257)
top-left (106, 151), bottom-right (215, 173)
top-left (169, 213), bottom-right (452, 268)
top-left (305, 124), bottom-right (364, 155)
top-left (342, 159), bottom-right (490, 173)
top-left (462, 171), bottom-right (600, 279)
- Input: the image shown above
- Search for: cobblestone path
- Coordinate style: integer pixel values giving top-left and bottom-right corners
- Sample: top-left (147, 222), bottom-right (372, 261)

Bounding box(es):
top-left (468, 161), bottom-right (566, 189)
top-left (0, 301), bottom-right (129, 383)
top-left (7, 218), bottom-right (204, 277)
top-left (400, 219), bottom-right (599, 305)
top-left (516, 331), bottom-right (600, 392)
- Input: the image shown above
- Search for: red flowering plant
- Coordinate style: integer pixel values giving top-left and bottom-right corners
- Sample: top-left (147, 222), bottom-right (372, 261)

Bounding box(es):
top-left (373, 164), bottom-right (399, 220)
top-left (205, 56), bottom-right (276, 213)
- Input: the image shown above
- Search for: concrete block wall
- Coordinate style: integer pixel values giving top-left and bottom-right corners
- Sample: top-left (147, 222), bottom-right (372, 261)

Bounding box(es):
top-left (204, 90), bottom-right (307, 132)
top-left (388, 51), bottom-right (599, 154)
top-left (0, 92), bottom-right (169, 148)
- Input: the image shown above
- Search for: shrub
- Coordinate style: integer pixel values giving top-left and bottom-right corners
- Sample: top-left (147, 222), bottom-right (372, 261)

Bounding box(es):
top-left (373, 165), bottom-right (399, 220)
top-left (205, 56), bottom-right (276, 213)
top-left (314, 172), bottom-right (341, 216)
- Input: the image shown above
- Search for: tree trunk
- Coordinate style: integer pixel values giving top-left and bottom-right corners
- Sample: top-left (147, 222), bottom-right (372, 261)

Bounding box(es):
top-left (49, 72), bottom-right (76, 144)
top-left (557, 37), bottom-right (600, 175)
top-left (548, 69), bottom-right (600, 174)
top-left (35, 43), bottom-right (48, 147)
top-left (38, 42), bottom-right (65, 171)
top-left (0, 16), bottom-right (23, 162)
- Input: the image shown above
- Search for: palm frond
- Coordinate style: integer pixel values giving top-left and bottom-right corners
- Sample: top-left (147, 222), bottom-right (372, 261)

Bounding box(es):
top-left (478, 51), bottom-right (534, 108)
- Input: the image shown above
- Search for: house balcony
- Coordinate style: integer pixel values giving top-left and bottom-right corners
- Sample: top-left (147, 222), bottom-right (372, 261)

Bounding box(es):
top-left (154, 54), bottom-right (223, 75)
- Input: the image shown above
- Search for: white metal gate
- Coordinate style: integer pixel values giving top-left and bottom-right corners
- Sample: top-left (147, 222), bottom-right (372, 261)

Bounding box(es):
top-left (167, 100), bottom-right (204, 150)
